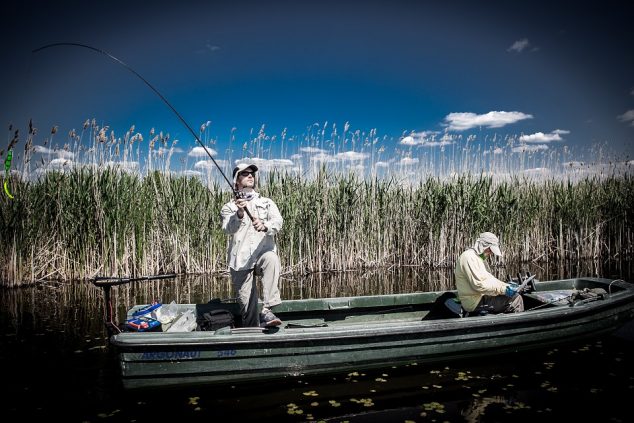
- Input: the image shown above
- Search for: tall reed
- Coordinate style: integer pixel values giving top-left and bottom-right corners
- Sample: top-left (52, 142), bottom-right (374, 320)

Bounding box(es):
top-left (1, 122), bottom-right (632, 286)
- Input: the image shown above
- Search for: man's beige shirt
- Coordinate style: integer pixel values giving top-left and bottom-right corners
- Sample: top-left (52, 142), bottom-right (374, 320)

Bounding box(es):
top-left (220, 193), bottom-right (283, 271)
top-left (454, 248), bottom-right (507, 311)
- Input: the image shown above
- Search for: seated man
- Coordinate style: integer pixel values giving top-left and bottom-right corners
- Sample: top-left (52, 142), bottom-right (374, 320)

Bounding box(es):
top-left (454, 232), bottom-right (524, 314)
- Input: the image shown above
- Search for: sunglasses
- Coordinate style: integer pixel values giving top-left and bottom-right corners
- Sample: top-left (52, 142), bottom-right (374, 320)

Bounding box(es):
top-left (238, 171), bottom-right (254, 177)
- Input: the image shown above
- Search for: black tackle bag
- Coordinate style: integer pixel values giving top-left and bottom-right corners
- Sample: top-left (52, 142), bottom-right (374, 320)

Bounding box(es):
top-left (197, 309), bottom-right (235, 331)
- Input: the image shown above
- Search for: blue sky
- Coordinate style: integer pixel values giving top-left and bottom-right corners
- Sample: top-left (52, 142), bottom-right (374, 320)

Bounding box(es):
top-left (2, 0), bottom-right (633, 179)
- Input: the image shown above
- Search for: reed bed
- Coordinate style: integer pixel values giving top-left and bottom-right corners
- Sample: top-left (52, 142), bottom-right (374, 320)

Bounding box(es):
top-left (1, 165), bottom-right (632, 286)
top-left (1, 121), bottom-right (633, 286)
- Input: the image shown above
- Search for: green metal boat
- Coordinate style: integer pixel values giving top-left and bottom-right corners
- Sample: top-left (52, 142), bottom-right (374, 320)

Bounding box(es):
top-left (94, 276), bottom-right (634, 390)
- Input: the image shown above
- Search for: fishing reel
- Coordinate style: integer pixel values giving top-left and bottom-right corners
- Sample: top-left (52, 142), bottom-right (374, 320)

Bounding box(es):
top-left (236, 190), bottom-right (255, 201)
top-left (507, 272), bottom-right (538, 294)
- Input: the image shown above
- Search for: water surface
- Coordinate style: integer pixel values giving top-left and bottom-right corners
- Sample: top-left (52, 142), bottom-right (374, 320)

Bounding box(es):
top-left (1, 263), bottom-right (632, 422)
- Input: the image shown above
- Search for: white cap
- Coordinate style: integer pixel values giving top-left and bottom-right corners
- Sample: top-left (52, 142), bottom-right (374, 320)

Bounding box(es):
top-left (475, 232), bottom-right (503, 256)
top-left (232, 163), bottom-right (258, 187)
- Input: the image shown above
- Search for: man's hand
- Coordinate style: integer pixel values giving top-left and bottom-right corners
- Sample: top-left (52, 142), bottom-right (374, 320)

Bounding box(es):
top-left (234, 198), bottom-right (267, 231)
top-left (505, 283), bottom-right (519, 297)
top-left (252, 217), bottom-right (267, 232)
top-left (234, 198), bottom-right (247, 219)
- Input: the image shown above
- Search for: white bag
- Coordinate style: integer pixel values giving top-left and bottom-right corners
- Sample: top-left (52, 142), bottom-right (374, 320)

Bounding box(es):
top-left (166, 309), bottom-right (197, 332)
top-left (154, 300), bottom-right (178, 324)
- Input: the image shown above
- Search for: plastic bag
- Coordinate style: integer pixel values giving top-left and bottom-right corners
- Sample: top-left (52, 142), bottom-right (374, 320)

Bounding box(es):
top-left (155, 300), bottom-right (178, 324)
top-left (166, 309), bottom-right (197, 332)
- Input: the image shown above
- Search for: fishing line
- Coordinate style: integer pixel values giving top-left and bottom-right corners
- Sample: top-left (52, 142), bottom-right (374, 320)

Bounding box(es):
top-left (32, 43), bottom-right (258, 222)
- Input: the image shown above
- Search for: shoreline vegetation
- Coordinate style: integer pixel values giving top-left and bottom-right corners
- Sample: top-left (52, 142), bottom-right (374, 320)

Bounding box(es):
top-left (1, 121), bottom-right (633, 286)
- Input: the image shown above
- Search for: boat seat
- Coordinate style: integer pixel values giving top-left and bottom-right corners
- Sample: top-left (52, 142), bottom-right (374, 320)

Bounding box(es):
top-left (444, 298), bottom-right (467, 317)
top-left (444, 298), bottom-right (494, 318)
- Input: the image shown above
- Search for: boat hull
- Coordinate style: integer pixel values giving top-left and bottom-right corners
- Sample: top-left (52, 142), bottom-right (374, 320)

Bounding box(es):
top-left (110, 278), bottom-right (634, 390)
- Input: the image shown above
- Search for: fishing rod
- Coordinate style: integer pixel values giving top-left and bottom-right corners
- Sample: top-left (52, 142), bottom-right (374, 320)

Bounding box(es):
top-left (92, 273), bottom-right (177, 287)
top-left (32, 42), bottom-right (260, 226)
top-left (525, 294), bottom-right (576, 311)
top-left (525, 288), bottom-right (608, 312)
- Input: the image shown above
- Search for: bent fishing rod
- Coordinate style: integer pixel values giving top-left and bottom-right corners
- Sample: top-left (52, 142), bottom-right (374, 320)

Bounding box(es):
top-left (32, 42), bottom-right (260, 227)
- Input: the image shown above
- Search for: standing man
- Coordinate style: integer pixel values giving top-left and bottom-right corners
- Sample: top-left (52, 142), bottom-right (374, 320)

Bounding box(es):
top-left (454, 232), bottom-right (524, 314)
top-left (221, 163), bottom-right (284, 327)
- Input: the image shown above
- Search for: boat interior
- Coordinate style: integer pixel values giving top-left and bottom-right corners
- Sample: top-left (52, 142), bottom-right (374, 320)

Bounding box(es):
top-left (124, 278), bottom-right (621, 332)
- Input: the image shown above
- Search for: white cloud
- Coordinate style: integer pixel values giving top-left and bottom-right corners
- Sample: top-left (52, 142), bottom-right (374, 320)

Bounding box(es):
top-left (399, 131), bottom-right (438, 146)
top-left (521, 167), bottom-right (551, 176)
top-left (519, 130), bottom-right (569, 143)
top-left (299, 146), bottom-right (327, 154)
top-left (49, 158), bottom-right (74, 168)
top-left (508, 38), bottom-right (530, 53)
top-left (511, 144), bottom-right (549, 153)
top-left (311, 153), bottom-right (337, 163)
top-left (399, 157), bottom-right (419, 165)
top-left (196, 44), bottom-right (220, 56)
top-left (263, 159), bottom-right (295, 168)
top-left (194, 159), bottom-right (228, 170)
top-left (300, 151), bottom-right (368, 163)
top-left (33, 145), bottom-right (54, 154)
top-left (234, 158), bottom-right (294, 170)
top-left (424, 140), bottom-right (454, 147)
top-left (152, 146), bottom-right (184, 157)
top-left (194, 160), bottom-right (216, 170)
top-left (181, 170), bottom-right (203, 177)
top-left (444, 111), bottom-right (533, 131)
top-left (188, 146), bottom-right (217, 157)
top-left (399, 131), bottom-right (456, 147)
top-left (400, 131), bottom-right (439, 146)
top-left (32, 145), bottom-right (75, 159)
top-left (400, 136), bottom-right (417, 146)
top-left (617, 109), bottom-right (634, 126)
top-left (375, 161), bottom-right (390, 168)
top-left (335, 151), bottom-right (369, 161)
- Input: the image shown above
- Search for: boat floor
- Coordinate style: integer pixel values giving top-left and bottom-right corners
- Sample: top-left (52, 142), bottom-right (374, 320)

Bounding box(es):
top-left (124, 279), bottom-right (629, 334)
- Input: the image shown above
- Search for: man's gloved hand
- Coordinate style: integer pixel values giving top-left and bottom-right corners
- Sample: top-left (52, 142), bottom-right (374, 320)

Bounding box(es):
top-left (505, 283), bottom-right (519, 297)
